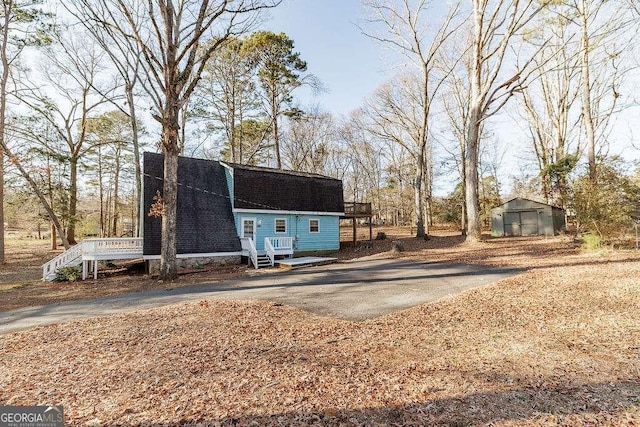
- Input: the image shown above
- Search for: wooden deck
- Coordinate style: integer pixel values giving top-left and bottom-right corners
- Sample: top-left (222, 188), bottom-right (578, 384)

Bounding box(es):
top-left (342, 202), bottom-right (373, 243)
top-left (42, 238), bottom-right (143, 281)
top-left (276, 256), bottom-right (338, 269)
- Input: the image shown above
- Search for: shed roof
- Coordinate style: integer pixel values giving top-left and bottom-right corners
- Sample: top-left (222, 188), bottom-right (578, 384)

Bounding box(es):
top-left (494, 197), bottom-right (564, 211)
top-left (227, 163), bottom-right (344, 213)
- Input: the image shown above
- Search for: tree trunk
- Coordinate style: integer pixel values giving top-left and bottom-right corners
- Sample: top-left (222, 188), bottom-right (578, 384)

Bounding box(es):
top-left (580, 0), bottom-right (597, 182)
top-left (238, 104), bottom-right (244, 163)
top-left (160, 122), bottom-right (179, 280)
top-left (126, 84), bottom-right (142, 238)
top-left (66, 157), bottom-right (78, 244)
top-left (461, 197), bottom-right (467, 236)
top-left (465, 1), bottom-right (483, 243)
top-left (465, 103), bottom-right (482, 242)
top-left (414, 154), bottom-right (425, 238)
top-left (272, 93), bottom-right (281, 169)
top-left (461, 150), bottom-right (467, 236)
top-left (0, 148), bottom-right (4, 263)
top-left (51, 221), bottom-right (57, 249)
top-left (98, 146), bottom-right (105, 237)
top-left (2, 144), bottom-right (70, 249)
top-left (229, 80), bottom-right (237, 162)
top-left (421, 149), bottom-right (432, 238)
top-left (0, 3), bottom-right (9, 264)
top-left (112, 147), bottom-right (120, 236)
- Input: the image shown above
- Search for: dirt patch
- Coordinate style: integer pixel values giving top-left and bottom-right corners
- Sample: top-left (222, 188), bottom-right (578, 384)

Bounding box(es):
top-left (1, 249), bottom-right (638, 426)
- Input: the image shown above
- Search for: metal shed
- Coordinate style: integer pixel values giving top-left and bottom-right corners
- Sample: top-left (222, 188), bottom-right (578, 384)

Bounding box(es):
top-left (491, 198), bottom-right (565, 237)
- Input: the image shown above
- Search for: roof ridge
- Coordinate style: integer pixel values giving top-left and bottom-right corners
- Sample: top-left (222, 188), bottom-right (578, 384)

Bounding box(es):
top-left (221, 161), bottom-right (340, 181)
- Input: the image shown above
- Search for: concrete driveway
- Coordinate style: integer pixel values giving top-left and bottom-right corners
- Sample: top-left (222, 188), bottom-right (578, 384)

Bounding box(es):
top-left (0, 257), bottom-right (522, 335)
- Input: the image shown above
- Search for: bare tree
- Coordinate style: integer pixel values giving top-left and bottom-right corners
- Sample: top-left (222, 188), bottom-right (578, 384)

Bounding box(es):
top-left (361, 0), bottom-right (462, 238)
top-left (337, 110), bottom-right (385, 215)
top-left (438, 28), bottom-right (472, 234)
top-left (15, 31), bottom-right (114, 245)
top-left (281, 106), bottom-right (335, 174)
top-left (464, 0), bottom-right (549, 241)
top-left (76, 0), bottom-right (280, 280)
top-left (66, 2), bottom-right (146, 237)
top-left (85, 110), bottom-right (133, 237)
top-left (381, 144), bottom-right (414, 226)
top-left (0, 0), bottom-right (50, 261)
top-left (566, 0), bottom-right (632, 182)
top-left (518, 10), bottom-right (582, 207)
top-left (2, 126), bottom-right (71, 249)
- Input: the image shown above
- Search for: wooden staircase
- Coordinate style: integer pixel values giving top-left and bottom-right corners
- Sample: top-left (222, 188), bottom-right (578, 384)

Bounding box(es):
top-left (255, 252), bottom-right (272, 268)
top-left (241, 237), bottom-right (294, 269)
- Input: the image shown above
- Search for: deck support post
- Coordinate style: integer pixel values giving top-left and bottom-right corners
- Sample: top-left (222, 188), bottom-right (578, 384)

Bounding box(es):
top-left (352, 218), bottom-right (356, 245)
top-left (342, 202), bottom-right (373, 247)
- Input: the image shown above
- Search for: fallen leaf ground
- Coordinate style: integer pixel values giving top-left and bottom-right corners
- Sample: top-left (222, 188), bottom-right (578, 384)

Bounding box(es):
top-left (0, 226), bottom-right (451, 311)
top-left (1, 231), bottom-right (639, 426)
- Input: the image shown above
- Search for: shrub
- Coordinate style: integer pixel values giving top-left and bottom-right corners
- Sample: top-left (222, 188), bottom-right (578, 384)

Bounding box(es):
top-left (570, 157), bottom-right (640, 243)
top-left (581, 234), bottom-right (601, 250)
top-left (55, 266), bottom-right (82, 282)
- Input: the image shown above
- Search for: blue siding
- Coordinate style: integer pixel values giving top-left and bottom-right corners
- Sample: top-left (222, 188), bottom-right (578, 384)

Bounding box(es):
top-left (223, 166), bottom-right (234, 209)
top-left (235, 213), bottom-right (340, 252)
top-left (295, 216), bottom-right (340, 252)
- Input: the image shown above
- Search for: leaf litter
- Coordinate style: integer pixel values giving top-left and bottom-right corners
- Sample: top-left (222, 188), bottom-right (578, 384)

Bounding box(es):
top-left (1, 235), bottom-right (639, 426)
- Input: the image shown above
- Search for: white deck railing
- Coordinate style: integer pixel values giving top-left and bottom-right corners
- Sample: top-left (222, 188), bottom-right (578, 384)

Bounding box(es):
top-left (266, 237), bottom-right (294, 251)
top-left (264, 238), bottom-right (276, 267)
top-left (265, 237), bottom-right (294, 267)
top-left (82, 238), bottom-right (143, 259)
top-left (42, 237), bottom-right (143, 281)
top-left (241, 237), bottom-right (259, 269)
top-left (42, 242), bottom-right (84, 281)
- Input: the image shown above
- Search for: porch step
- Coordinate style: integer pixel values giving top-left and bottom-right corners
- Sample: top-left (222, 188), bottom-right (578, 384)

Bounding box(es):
top-left (256, 254), bottom-right (272, 268)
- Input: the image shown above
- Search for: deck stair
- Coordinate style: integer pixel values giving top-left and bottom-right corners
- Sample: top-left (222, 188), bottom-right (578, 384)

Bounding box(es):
top-left (41, 242), bottom-right (84, 281)
top-left (42, 238), bottom-right (143, 281)
top-left (256, 252), bottom-right (272, 268)
top-left (241, 237), bottom-right (294, 269)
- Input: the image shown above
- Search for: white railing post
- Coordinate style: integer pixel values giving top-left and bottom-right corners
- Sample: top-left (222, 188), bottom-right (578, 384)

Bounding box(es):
top-left (41, 241), bottom-right (85, 281)
top-left (42, 237), bottom-right (143, 281)
top-left (241, 237), bottom-right (259, 269)
top-left (264, 238), bottom-right (275, 267)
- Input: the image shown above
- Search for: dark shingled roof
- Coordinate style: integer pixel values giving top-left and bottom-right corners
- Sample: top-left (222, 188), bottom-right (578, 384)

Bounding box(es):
top-left (143, 153), bottom-right (241, 256)
top-left (227, 163), bottom-right (344, 213)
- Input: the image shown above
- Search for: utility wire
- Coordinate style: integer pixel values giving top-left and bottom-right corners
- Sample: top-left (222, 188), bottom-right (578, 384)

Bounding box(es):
top-left (143, 172), bottom-right (284, 211)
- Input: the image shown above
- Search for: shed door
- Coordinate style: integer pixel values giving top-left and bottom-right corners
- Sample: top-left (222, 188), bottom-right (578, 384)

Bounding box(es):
top-left (504, 211), bottom-right (539, 237)
top-left (520, 211), bottom-right (539, 236)
top-left (504, 212), bottom-right (521, 236)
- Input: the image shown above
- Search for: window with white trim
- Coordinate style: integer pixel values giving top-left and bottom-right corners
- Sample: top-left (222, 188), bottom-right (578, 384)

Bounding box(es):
top-left (309, 218), bottom-right (320, 233)
top-left (275, 218), bottom-right (287, 234)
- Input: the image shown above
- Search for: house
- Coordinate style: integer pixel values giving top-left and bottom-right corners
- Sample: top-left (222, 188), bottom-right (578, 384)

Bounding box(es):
top-left (142, 153), bottom-right (344, 271)
top-left (491, 198), bottom-right (565, 237)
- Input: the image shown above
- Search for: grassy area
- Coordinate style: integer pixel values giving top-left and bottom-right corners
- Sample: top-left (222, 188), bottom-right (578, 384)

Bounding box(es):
top-left (0, 238), bottom-right (53, 291)
top-left (0, 236), bottom-right (638, 425)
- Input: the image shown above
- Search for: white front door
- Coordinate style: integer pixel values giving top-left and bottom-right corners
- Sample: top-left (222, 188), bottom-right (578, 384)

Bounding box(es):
top-left (241, 218), bottom-right (256, 242)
